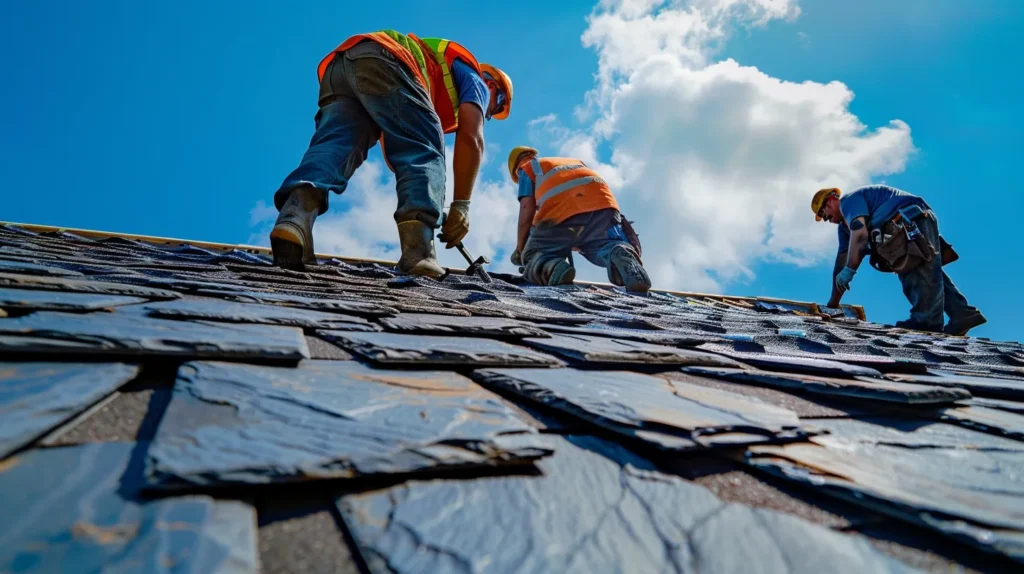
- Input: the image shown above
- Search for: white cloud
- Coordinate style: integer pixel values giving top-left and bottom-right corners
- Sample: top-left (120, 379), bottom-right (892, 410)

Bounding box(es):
top-left (533, 0), bottom-right (914, 292)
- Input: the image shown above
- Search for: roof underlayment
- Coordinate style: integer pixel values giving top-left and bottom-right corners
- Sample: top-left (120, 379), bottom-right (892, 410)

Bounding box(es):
top-left (1, 220), bottom-right (1023, 573)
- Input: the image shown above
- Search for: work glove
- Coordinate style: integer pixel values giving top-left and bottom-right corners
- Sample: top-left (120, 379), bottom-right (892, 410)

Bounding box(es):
top-left (438, 200), bottom-right (470, 249)
top-left (835, 266), bottom-right (856, 292)
top-left (510, 249), bottom-right (522, 266)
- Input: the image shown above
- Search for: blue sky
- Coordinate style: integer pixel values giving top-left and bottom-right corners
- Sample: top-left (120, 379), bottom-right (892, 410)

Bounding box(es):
top-left (2, 0), bottom-right (1021, 340)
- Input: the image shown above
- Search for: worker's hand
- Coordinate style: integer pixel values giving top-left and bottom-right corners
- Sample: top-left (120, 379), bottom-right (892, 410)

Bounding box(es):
top-left (510, 249), bottom-right (522, 266)
top-left (835, 267), bottom-right (856, 292)
top-left (438, 200), bottom-right (470, 248)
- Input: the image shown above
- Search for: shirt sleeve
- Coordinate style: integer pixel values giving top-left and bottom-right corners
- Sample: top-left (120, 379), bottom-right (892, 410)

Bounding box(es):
top-left (837, 224), bottom-right (851, 256)
top-left (839, 194), bottom-right (869, 223)
top-left (517, 170), bottom-right (534, 200)
top-left (450, 59), bottom-right (489, 114)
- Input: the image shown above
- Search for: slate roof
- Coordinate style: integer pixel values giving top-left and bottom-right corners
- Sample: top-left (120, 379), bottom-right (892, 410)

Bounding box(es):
top-left (1, 220), bottom-right (1023, 573)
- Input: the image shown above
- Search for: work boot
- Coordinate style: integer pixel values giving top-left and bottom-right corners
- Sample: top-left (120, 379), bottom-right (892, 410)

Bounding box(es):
top-left (396, 220), bottom-right (445, 278)
top-left (547, 260), bottom-right (576, 286)
top-left (608, 245), bottom-right (651, 293)
top-left (893, 319), bottom-right (941, 333)
top-left (943, 310), bottom-right (988, 336)
top-left (270, 185), bottom-right (326, 271)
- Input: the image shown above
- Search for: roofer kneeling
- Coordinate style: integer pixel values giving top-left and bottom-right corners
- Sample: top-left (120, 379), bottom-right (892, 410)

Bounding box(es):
top-left (507, 147), bottom-right (651, 293)
top-left (812, 185), bottom-right (986, 335)
top-left (270, 31), bottom-right (513, 278)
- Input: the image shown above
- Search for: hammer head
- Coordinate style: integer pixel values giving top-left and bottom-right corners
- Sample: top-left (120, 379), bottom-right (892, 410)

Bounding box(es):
top-left (465, 255), bottom-right (492, 282)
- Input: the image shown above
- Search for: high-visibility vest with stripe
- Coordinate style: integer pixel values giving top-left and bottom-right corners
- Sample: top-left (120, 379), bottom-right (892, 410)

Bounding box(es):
top-left (318, 31), bottom-right (483, 134)
top-left (520, 157), bottom-right (619, 225)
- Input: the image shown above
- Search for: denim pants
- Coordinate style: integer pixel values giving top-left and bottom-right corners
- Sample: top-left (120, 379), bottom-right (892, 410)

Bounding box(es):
top-left (521, 208), bottom-right (634, 285)
top-left (274, 41), bottom-right (446, 227)
top-left (898, 211), bottom-right (978, 330)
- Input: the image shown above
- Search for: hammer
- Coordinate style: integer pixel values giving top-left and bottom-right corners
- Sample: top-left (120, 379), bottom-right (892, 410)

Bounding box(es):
top-left (453, 242), bottom-right (492, 282)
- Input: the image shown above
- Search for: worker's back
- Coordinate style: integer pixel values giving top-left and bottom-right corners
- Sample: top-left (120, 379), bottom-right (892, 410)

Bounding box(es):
top-left (520, 157), bottom-right (619, 225)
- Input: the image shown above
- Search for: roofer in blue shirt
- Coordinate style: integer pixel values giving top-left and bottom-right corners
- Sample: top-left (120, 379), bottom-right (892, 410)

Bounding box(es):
top-left (811, 185), bottom-right (986, 335)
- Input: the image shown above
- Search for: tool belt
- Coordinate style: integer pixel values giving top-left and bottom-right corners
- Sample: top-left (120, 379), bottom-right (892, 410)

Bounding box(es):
top-left (868, 210), bottom-right (943, 274)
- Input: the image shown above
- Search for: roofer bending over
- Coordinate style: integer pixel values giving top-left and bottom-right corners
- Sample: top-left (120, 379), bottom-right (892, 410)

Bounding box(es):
top-left (270, 31), bottom-right (513, 277)
top-left (813, 185), bottom-right (986, 335)
top-left (507, 147), bottom-right (651, 293)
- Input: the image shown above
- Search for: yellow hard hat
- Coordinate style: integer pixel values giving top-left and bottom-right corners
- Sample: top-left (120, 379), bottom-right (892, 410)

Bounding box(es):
top-left (811, 188), bottom-right (841, 221)
top-left (479, 63), bottom-right (513, 121)
top-left (508, 146), bottom-right (537, 183)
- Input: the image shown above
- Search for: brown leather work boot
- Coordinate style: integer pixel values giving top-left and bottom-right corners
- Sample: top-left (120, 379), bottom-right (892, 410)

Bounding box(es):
top-left (270, 185), bottom-right (326, 271)
top-left (396, 221), bottom-right (446, 278)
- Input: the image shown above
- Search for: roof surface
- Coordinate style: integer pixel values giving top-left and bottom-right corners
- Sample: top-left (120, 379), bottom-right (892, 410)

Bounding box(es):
top-left (1, 221), bottom-right (1023, 573)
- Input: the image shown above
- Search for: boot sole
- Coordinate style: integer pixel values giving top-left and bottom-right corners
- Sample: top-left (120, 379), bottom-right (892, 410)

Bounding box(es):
top-left (548, 262), bottom-right (576, 286)
top-left (270, 225), bottom-right (308, 271)
top-left (610, 247), bottom-right (651, 293)
top-left (945, 315), bottom-right (988, 336)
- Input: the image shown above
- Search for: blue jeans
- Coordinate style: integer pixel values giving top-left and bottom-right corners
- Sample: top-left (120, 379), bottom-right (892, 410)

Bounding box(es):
top-left (898, 211), bottom-right (978, 331)
top-left (275, 41), bottom-right (446, 227)
top-left (521, 209), bottom-right (634, 284)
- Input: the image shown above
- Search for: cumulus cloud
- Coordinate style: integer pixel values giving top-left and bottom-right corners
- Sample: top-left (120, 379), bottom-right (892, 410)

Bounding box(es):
top-left (538, 0), bottom-right (914, 292)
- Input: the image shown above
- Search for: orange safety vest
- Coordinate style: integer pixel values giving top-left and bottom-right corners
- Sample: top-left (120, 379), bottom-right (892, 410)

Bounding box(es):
top-left (317, 31), bottom-right (483, 135)
top-left (519, 157), bottom-right (619, 226)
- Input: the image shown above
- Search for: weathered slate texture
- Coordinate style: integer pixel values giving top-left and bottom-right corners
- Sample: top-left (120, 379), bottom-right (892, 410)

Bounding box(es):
top-left (885, 371), bottom-right (1024, 401)
top-left (0, 259), bottom-right (83, 276)
top-left (0, 362), bottom-right (140, 458)
top-left (339, 435), bottom-right (914, 574)
top-left (698, 339), bottom-right (928, 374)
top-left (145, 361), bottom-right (552, 489)
top-left (379, 313), bottom-right (549, 338)
top-left (0, 287), bottom-right (146, 311)
top-left (0, 272), bottom-right (181, 299)
top-left (197, 289), bottom-right (397, 318)
top-left (537, 322), bottom-right (722, 346)
top-left (521, 333), bottom-right (744, 366)
top-left (936, 405), bottom-right (1024, 441)
top-left (685, 367), bottom-right (970, 404)
top-left (0, 442), bottom-right (258, 573)
top-left (0, 311), bottom-right (309, 360)
top-left (473, 368), bottom-right (810, 451)
top-left (136, 298), bottom-right (380, 331)
top-left (319, 331), bottom-right (562, 367)
top-left (748, 417), bottom-right (1024, 562)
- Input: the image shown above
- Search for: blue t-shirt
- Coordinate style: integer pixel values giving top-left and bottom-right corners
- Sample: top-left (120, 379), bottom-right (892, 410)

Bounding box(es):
top-left (451, 59), bottom-right (489, 115)
top-left (517, 168), bottom-right (534, 200)
top-left (839, 185), bottom-right (928, 230)
top-left (835, 185), bottom-right (928, 256)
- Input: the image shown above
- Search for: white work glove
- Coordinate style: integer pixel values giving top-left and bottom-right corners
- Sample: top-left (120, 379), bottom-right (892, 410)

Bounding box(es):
top-left (439, 200), bottom-right (470, 249)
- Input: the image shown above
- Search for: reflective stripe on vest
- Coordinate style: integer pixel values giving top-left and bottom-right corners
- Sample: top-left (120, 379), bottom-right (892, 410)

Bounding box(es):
top-left (525, 157), bottom-right (619, 225)
top-left (418, 38), bottom-right (460, 125)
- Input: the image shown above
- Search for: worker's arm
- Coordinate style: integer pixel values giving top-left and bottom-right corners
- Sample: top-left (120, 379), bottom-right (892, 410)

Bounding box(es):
top-left (844, 217), bottom-right (870, 270)
top-left (452, 102), bottom-right (485, 202)
top-left (517, 196), bottom-right (536, 252)
top-left (827, 250), bottom-right (848, 308)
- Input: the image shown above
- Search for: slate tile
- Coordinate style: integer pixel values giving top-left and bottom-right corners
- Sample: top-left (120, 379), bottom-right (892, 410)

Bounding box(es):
top-left (338, 434), bottom-right (914, 574)
top-left (748, 417), bottom-right (1024, 563)
top-left (936, 405), bottom-right (1024, 442)
top-left (318, 331), bottom-right (563, 367)
top-left (0, 362), bottom-right (140, 458)
top-left (145, 361), bottom-right (552, 489)
top-left (196, 289), bottom-right (397, 318)
top-left (661, 372), bottom-right (870, 418)
top-left (134, 298), bottom-right (380, 331)
top-left (0, 311), bottom-right (309, 361)
top-left (0, 272), bottom-right (182, 299)
top-left (0, 442), bottom-right (258, 573)
top-left (970, 397), bottom-right (1024, 415)
top-left (685, 367), bottom-right (970, 405)
top-left (0, 287), bottom-right (147, 311)
top-left (378, 313), bottom-right (549, 338)
top-left (710, 352), bottom-right (885, 378)
top-left (519, 333), bottom-right (745, 367)
top-left (699, 339), bottom-right (928, 374)
top-left (473, 368), bottom-right (811, 451)
top-left (538, 322), bottom-right (722, 346)
top-left (885, 371), bottom-right (1024, 401)
top-left (0, 258), bottom-right (85, 277)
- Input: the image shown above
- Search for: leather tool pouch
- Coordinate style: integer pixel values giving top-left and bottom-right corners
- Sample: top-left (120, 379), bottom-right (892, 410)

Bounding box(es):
top-left (870, 215), bottom-right (937, 275)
